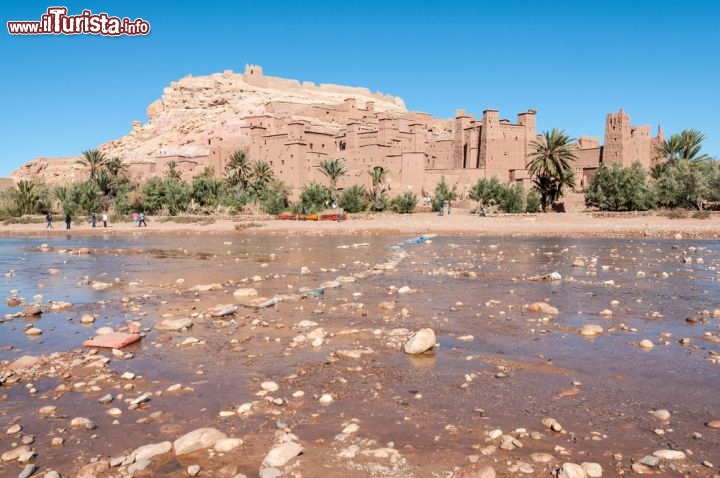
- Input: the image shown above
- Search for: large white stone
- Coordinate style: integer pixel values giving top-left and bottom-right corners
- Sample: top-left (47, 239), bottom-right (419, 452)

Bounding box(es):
top-left (133, 441), bottom-right (172, 462)
top-left (262, 441), bottom-right (304, 468)
top-left (404, 328), bottom-right (436, 354)
top-left (173, 428), bottom-right (227, 455)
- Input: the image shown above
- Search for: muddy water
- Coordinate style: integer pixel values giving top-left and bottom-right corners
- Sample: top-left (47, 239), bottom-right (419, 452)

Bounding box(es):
top-left (1, 233), bottom-right (719, 476)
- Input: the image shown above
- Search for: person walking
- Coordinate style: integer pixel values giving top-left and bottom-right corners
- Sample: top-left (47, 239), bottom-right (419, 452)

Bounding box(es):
top-left (46, 212), bottom-right (53, 229)
top-left (102, 212), bottom-right (108, 227)
top-left (91, 212), bottom-right (97, 228)
top-left (438, 199), bottom-right (445, 216)
top-left (65, 213), bottom-right (71, 230)
top-left (138, 212), bottom-right (147, 227)
top-left (447, 200), bottom-right (452, 215)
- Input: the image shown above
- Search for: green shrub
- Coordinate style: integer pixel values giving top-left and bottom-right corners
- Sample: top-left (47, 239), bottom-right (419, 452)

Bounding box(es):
top-left (296, 181), bottom-right (331, 213)
top-left (431, 176), bottom-right (458, 212)
top-left (338, 185), bottom-right (368, 213)
top-left (498, 183), bottom-right (525, 213)
top-left (525, 190), bottom-right (541, 213)
top-left (391, 191), bottom-right (418, 213)
top-left (586, 162), bottom-right (656, 211)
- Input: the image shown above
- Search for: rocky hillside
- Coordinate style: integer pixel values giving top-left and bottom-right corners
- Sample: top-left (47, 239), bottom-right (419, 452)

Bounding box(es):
top-left (9, 67), bottom-right (407, 184)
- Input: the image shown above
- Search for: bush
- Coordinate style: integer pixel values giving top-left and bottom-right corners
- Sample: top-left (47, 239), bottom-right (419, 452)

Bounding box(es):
top-left (692, 210), bottom-right (712, 219)
top-left (498, 183), bottom-right (525, 213)
top-left (338, 185), bottom-right (368, 213)
top-left (391, 191), bottom-right (418, 213)
top-left (468, 176), bottom-right (503, 211)
top-left (586, 162), bottom-right (656, 211)
top-left (431, 176), bottom-right (458, 212)
top-left (262, 190), bottom-right (288, 215)
top-left (296, 181), bottom-right (331, 213)
top-left (525, 190), bottom-right (541, 213)
top-left (654, 159), bottom-right (719, 210)
top-left (662, 209), bottom-right (689, 219)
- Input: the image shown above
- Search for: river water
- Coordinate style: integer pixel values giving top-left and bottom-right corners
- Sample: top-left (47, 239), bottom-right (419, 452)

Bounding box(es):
top-left (1, 232), bottom-right (719, 475)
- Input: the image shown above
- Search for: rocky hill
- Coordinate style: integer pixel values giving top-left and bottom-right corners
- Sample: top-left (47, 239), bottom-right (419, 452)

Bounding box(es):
top-left (9, 66), bottom-right (407, 184)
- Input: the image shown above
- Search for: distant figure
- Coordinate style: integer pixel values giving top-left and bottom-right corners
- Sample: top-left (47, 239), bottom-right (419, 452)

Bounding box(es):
top-left (102, 212), bottom-right (108, 227)
top-left (138, 212), bottom-right (147, 227)
top-left (65, 213), bottom-right (71, 230)
top-left (91, 211), bottom-right (97, 228)
top-left (46, 212), bottom-right (53, 229)
top-left (479, 206), bottom-right (487, 217)
top-left (338, 208), bottom-right (344, 222)
top-left (447, 201), bottom-right (452, 215)
top-left (438, 199), bottom-right (445, 216)
top-left (132, 212), bottom-right (139, 225)
top-left (301, 206), bottom-right (307, 221)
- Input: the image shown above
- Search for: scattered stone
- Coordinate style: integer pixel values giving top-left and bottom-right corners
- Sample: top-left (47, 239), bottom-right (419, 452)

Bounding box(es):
top-left (8, 356), bottom-right (44, 371)
top-left (652, 449), bottom-right (686, 460)
top-left (319, 394), bottom-right (334, 404)
top-left (398, 286), bottom-right (412, 294)
top-left (261, 381), bottom-right (279, 392)
top-left (233, 288), bottom-right (259, 300)
top-left (121, 372), bottom-right (136, 380)
top-left (582, 462), bottom-right (603, 477)
top-left (555, 462), bottom-right (585, 478)
top-left (579, 324), bottom-right (603, 337)
top-left (21, 306), bottom-right (42, 317)
top-left (214, 437), bottom-right (243, 452)
top-left (173, 427), bottom-right (227, 455)
top-left (404, 328), bottom-right (436, 354)
top-left (187, 464), bottom-right (200, 477)
top-left (18, 464), bottom-right (36, 478)
top-left (2, 445), bottom-right (30, 462)
top-left (706, 419), bottom-right (720, 429)
top-left (527, 302), bottom-right (559, 315)
top-left (639, 339), bottom-right (654, 349)
top-left (651, 409), bottom-right (671, 421)
top-left (6, 424), bottom-right (22, 434)
top-left (133, 441), bottom-right (172, 462)
top-left (25, 328), bottom-right (42, 336)
top-left (259, 468), bottom-right (282, 478)
top-left (156, 318), bottom-right (193, 331)
top-left (262, 441), bottom-right (304, 468)
top-left (80, 314), bottom-right (95, 324)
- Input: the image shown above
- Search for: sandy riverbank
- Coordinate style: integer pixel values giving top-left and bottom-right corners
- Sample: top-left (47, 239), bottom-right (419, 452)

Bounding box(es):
top-left (2, 210), bottom-right (720, 239)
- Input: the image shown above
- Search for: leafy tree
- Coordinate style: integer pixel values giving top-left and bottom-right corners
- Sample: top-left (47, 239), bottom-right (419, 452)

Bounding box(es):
top-left (165, 160), bottom-right (182, 180)
top-left (76, 149), bottom-right (108, 180)
top-left (654, 159), bottom-right (716, 210)
top-left (296, 181), bottom-right (331, 213)
top-left (338, 184), bottom-right (368, 213)
top-left (224, 149), bottom-right (251, 188)
top-left (391, 191), bottom-right (418, 213)
top-left (585, 162), bottom-right (656, 211)
top-left (142, 177), bottom-right (191, 215)
top-left (528, 129), bottom-right (577, 211)
top-left (468, 176), bottom-right (504, 213)
top-left (368, 166), bottom-right (390, 211)
top-left (431, 176), bottom-right (457, 212)
top-left (318, 158), bottom-right (349, 201)
top-left (71, 180), bottom-right (100, 214)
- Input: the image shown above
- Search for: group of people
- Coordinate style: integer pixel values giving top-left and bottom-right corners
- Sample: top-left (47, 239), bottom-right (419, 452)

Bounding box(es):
top-left (44, 211), bottom-right (146, 229)
top-left (438, 199), bottom-right (452, 216)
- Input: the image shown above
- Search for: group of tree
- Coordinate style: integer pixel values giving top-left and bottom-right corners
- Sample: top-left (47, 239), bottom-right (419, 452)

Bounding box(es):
top-left (2, 129), bottom-right (717, 220)
top-left (585, 129), bottom-right (720, 211)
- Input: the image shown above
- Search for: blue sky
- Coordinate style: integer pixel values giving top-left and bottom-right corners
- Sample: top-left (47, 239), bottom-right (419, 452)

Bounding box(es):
top-left (2, 0), bottom-right (719, 177)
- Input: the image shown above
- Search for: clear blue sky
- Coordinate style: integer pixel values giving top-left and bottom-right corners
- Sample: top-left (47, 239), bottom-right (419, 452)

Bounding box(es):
top-left (2, 0), bottom-right (719, 177)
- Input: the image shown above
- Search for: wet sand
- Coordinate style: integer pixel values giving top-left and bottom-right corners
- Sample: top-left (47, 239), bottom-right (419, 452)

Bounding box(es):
top-left (2, 209), bottom-right (720, 239)
top-left (1, 212), bottom-right (720, 478)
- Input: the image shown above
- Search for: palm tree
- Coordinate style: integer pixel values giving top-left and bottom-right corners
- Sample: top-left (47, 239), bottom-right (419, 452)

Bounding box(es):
top-left (93, 169), bottom-right (116, 197)
top-left (13, 180), bottom-right (41, 215)
top-left (318, 158), bottom-right (348, 201)
top-left (76, 149), bottom-right (108, 180)
top-left (368, 166), bottom-right (390, 211)
top-left (250, 160), bottom-right (275, 188)
top-left (224, 149), bottom-right (251, 188)
top-left (657, 129), bottom-right (710, 164)
top-left (104, 157), bottom-right (127, 179)
top-left (528, 129), bottom-right (578, 211)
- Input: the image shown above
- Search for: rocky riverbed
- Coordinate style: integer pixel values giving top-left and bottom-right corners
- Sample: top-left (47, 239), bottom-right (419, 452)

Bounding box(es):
top-left (1, 233), bottom-right (719, 477)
